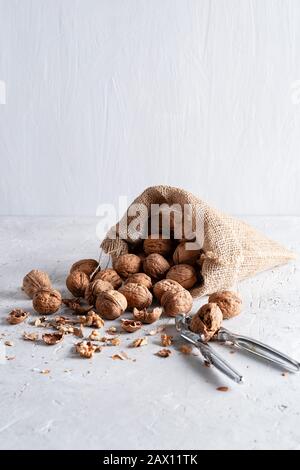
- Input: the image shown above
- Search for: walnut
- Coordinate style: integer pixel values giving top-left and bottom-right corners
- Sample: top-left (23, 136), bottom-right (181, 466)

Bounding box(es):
top-left (156, 349), bottom-right (171, 357)
top-left (75, 341), bottom-right (101, 358)
top-left (32, 288), bottom-right (62, 314)
top-left (84, 279), bottom-right (113, 305)
top-left (133, 307), bottom-right (162, 324)
top-left (173, 242), bottom-right (202, 265)
top-left (143, 254), bottom-right (170, 280)
top-left (124, 273), bottom-right (152, 290)
top-left (22, 270), bottom-right (52, 298)
top-left (119, 283), bottom-right (152, 310)
top-left (161, 334), bottom-right (173, 347)
top-left (7, 308), bottom-right (29, 324)
top-left (80, 311), bottom-right (104, 328)
top-left (208, 291), bottom-right (242, 319)
top-left (96, 290), bottom-right (127, 320)
top-left (70, 258), bottom-right (99, 277)
top-left (131, 337), bottom-right (148, 347)
top-left (94, 269), bottom-right (122, 289)
top-left (153, 279), bottom-right (184, 303)
top-left (114, 254), bottom-right (142, 278)
top-left (190, 303), bottom-right (223, 342)
top-left (166, 264), bottom-right (197, 289)
top-left (66, 271), bottom-right (90, 297)
top-left (121, 319), bottom-right (142, 333)
top-left (42, 332), bottom-right (64, 345)
top-left (143, 235), bottom-right (173, 256)
top-left (161, 289), bottom-right (193, 317)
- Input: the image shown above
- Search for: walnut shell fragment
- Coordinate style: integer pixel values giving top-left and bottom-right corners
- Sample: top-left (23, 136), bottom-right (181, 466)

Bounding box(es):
top-left (208, 291), bottom-right (242, 319)
top-left (119, 283), bottom-right (152, 310)
top-left (32, 288), bottom-right (62, 315)
top-left (190, 303), bottom-right (223, 342)
top-left (94, 269), bottom-right (122, 289)
top-left (131, 337), bottom-right (148, 347)
top-left (70, 258), bottom-right (99, 277)
top-left (96, 290), bottom-right (127, 320)
top-left (23, 332), bottom-right (39, 341)
top-left (161, 289), bottom-right (193, 317)
top-left (121, 319), bottom-right (142, 333)
top-left (156, 349), bottom-right (172, 358)
top-left (22, 270), bottom-right (52, 299)
top-left (42, 332), bottom-right (64, 345)
top-left (7, 309), bottom-right (29, 325)
top-left (132, 307), bottom-right (162, 324)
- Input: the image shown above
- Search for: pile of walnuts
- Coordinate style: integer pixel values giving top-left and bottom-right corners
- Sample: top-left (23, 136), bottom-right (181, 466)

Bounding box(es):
top-left (8, 236), bottom-right (243, 359)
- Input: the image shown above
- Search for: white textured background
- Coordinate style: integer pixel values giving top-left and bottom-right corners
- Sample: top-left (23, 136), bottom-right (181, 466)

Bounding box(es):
top-left (1, 0), bottom-right (300, 216)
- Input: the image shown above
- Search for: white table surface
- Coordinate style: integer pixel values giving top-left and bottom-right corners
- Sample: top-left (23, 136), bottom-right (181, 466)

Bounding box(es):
top-left (0, 216), bottom-right (299, 450)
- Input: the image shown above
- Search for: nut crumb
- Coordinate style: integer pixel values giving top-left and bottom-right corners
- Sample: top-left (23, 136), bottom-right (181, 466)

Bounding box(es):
top-left (40, 369), bottom-right (51, 375)
top-left (216, 386), bottom-right (229, 392)
top-left (6, 356), bottom-right (16, 360)
top-left (156, 349), bottom-right (171, 358)
top-left (106, 326), bottom-right (117, 335)
top-left (161, 334), bottom-right (173, 347)
top-left (148, 326), bottom-right (165, 336)
top-left (131, 337), bottom-right (148, 348)
top-left (4, 340), bottom-right (13, 347)
top-left (179, 345), bottom-right (192, 355)
top-left (75, 341), bottom-right (101, 358)
top-left (23, 332), bottom-right (39, 341)
top-left (42, 332), bottom-right (64, 345)
top-left (7, 309), bottom-right (29, 325)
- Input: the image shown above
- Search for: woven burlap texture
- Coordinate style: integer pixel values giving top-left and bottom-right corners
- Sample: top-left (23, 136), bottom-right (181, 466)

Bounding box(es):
top-left (101, 185), bottom-right (295, 298)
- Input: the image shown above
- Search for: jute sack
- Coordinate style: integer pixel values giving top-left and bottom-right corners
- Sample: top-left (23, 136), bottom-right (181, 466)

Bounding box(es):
top-left (101, 185), bottom-right (295, 298)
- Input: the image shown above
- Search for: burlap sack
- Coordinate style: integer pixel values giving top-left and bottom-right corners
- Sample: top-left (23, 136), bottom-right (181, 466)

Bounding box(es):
top-left (101, 185), bottom-right (296, 297)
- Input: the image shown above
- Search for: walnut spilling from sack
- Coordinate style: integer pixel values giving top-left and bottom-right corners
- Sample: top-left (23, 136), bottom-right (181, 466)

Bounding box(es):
top-left (75, 341), bottom-right (101, 358)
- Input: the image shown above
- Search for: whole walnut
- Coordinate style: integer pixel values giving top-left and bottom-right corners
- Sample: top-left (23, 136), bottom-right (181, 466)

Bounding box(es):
top-left (84, 279), bottom-right (113, 306)
top-left (119, 283), bottom-right (152, 310)
top-left (96, 290), bottom-right (127, 320)
top-left (166, 264), bottom-right (197, 289)
top-left (114, 254), bottom-right (142, 278)
top-left (173, 242), bottom-right (202, 265)
top-left (190, 303), bottom-right (223, 342)
top-left (153, 279), bottom-right (184, 303)
top-left (70, 258), bottom-right (99, 277)
top-left (124, 273), bottom-right (152, 290)
top-left (32, 288), bottom-right (62, 314)
top-left (22, 270), bottom-right (52, 299)
top-left (143, 254), bottom-right (170, 280)
top-left (143, 234), bottom-right (173, 256)
top-left (208, 291), bottom-right (242, 319)
top-left (161, 289), bottom-right (193, 317)
top-left (94, 268), bottom-right (122, 289)
top-left (66, 271), bottom-right (90, 297)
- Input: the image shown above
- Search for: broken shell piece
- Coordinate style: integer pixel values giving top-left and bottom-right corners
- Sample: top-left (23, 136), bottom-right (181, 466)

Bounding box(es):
top-left (156, 349), bottom-right (172, 358)
top-left (132, 307), bottom-right (162, 324)
top-left (7, 309), bottom-right (29, 325)
top-left (75, 341), bottom-right (101, 358)
top-left (131, 337), bottom-right (148, 348)
top-left (121, 319), bottom-right (142, 333)
top-left (42, 332), bottom-right (64, 345)
top-left (23, 332), bottom-right (39, 341)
